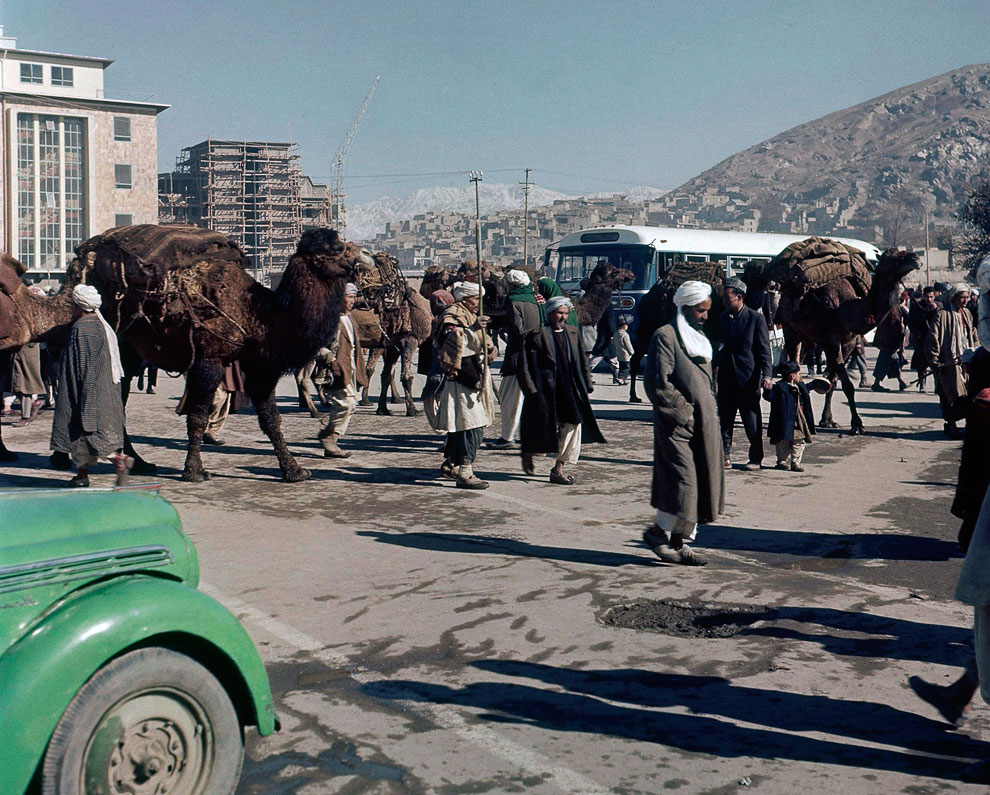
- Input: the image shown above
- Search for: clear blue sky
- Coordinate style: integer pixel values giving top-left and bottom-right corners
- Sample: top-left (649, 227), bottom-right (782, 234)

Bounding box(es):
top-left (7, 0), bottom-right (989, 203)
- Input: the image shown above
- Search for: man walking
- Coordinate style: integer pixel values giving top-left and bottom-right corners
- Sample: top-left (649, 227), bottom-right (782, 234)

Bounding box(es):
top-left (927, 283), bottom-right (977, 439)
top-left (488, 269), bottom-right (543, 449)
top-left (908, 286), bottom-right (941, 392)
top-left (518, 295), bottom-right (604, 485)
top-left (715, 276), bottom-right (772, 471)
top-left (642, 281), bottom-right (724, 566)
top-left (317, 282), bottom-right (368, 459)
top-left (50, 284), bottom-right (129, 487)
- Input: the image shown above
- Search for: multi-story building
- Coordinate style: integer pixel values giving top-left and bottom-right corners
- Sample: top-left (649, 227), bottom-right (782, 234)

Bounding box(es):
top-left (0, 29), bottom-right (168, 281)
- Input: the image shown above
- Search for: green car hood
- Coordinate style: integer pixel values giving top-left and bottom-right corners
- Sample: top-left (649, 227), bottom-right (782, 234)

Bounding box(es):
top-left (0, 487), bottom-right (198, 654)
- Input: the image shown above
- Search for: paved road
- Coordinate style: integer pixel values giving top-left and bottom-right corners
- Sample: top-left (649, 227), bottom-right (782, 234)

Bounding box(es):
top-left (2, 365), bottom-right (986, 794)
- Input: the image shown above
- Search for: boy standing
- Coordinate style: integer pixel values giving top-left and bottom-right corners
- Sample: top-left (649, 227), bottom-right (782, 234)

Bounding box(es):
top-left (764, 361), bottom-right (815, 472)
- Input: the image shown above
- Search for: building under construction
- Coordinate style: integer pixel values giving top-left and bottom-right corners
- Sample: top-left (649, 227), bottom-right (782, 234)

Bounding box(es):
top-left (158, 139), bottom-right (311, 281)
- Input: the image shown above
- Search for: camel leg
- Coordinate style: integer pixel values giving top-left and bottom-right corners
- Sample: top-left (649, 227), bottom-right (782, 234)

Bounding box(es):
top-left (401, 337), bottom-right (420, 416)
top-left (360, 348), bottom-right (383, 406)
top-left (294, 362), bottom-right (324, 419)
top-left (390, 372), bottom-right (402, 404)
top-left (244, 365), bottom-right (310, 483)
top-left (377, 346), bottom-right (399, 416)
top-left (180, 360), bottom-right (224, 482)
top-left (824, 344), bottom-right (864, 434)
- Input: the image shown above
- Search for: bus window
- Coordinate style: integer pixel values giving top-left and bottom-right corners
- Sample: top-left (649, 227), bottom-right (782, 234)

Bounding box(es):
top-left (685, 254), bottom-right (708, 263)
top-left (557, 253), bottom-right (586, 285)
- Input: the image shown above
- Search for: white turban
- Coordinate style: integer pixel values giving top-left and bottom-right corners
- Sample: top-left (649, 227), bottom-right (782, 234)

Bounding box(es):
top-left (977, 256), bottom-right (990, 294)
top-left (72, 284), bottom-right (103, 311)
top-left (344, 283), bottom-right (358, 296)
top-left (545, 295), bottom-right (573, 314)
top-left (71, 284), bottom-right (124, 383)
top-left (673, 280), bottom-right (712, 308)
top-left (505, 269), bottom-right (530, 287)
top-left (452, 281), bottom-right (480, 301)
top-left (948, 282), bottom-right (972, 302)
top-left (977, 257), bottom-right (990, 352)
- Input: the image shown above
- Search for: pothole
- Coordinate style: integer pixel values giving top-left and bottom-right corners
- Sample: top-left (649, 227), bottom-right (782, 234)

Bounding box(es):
top-left (600, 599), bottom-right (774, 638)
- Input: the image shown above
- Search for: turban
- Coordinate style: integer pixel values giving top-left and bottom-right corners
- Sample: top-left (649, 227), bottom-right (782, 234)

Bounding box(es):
top-left (505, 269), bottom-right (530, 287)
top-left (977, 256), bottom-right (990, 294)
top-left (344, 283), bottom-right (358, 296)
top-left (948, 282), bottom-right (971, 301)
top-left (452, 281), bottom-right (480, 301)
top-left (545, 296), bottom-right (573, 314)
top-left (672, 280), bottom-right (712, 308)
top-left (724, 276), bottom-right (747, 296)
top-left (72, 284), bottom-right (102, 311)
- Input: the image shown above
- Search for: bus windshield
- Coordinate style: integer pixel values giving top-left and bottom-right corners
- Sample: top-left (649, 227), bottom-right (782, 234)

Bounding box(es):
top-left (555, 245), bottom-right (654, 292)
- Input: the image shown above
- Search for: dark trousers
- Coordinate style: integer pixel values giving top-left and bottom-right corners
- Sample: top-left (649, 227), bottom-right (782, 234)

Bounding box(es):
top-left (718, 381), bottom-right (764, 464)
top-left (445, 426), bottom-right (484, 466)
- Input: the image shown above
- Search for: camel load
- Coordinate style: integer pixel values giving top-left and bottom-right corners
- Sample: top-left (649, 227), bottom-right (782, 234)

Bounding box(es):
top-left (353, 251), bottom-right (407, 311)
top-left (768, 237), bottom-right (872, 324)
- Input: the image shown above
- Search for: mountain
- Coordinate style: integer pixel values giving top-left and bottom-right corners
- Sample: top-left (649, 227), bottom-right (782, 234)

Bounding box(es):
top-left (346, 183), bottom-right (667, 241)
top-left (664, 64), bottom-right (990, 243)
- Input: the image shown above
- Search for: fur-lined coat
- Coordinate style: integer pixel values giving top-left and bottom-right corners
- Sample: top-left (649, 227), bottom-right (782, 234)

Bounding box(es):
top-left (431, 302), bottom-right (495, 433)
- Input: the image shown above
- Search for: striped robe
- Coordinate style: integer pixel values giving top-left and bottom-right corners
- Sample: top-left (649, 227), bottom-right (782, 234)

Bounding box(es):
top-left (50, 314), bottom-right (124, 458)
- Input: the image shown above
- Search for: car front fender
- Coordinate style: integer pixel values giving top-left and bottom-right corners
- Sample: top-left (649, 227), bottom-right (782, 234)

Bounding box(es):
top-left (0, 575), bottom-right (276, 794)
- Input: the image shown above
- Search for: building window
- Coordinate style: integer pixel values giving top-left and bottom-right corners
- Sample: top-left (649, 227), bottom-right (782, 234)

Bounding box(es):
top-left (20, 63), bottom-right (43, 84)
top-left (114, 164), bottom-right (132, 189)
top-left (15, 114), bottom-right (88, 272)
top-left (114, 214), bottom-right (133, 227)
top-left (51, 66), bottom-right (74, 87)
top-left (113, 116), bottom-right (131, 142)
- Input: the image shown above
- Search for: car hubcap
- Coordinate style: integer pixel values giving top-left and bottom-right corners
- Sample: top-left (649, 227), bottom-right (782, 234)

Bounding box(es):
top-left (84, 689), bottom-right (214, 795)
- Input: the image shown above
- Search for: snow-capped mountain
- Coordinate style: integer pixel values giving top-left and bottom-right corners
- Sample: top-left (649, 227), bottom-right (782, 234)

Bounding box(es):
top-left (346, 183), bottom-right (668, 241)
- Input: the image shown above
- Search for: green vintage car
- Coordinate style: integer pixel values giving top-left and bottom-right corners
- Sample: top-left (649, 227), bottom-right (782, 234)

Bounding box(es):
top-left (0, 486), bottom-right (277, 794)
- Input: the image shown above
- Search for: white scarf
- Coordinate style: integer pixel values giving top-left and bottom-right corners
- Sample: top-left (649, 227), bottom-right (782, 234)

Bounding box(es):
top-left (676, 309), bottom-right (712, 361)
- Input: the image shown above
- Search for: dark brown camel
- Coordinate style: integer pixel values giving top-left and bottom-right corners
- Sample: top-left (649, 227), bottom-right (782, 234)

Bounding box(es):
top-left (74, 224), bottom-right (373, 482)
top-left (743, 246), bottom-right (919, 433)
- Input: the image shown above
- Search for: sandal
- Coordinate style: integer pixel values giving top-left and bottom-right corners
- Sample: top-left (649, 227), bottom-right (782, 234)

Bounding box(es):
top-left (440, 460), bottom-right (455, 479)
top-left (67, 474), bottom-right (90, 488)
top-left (521, 454), bottom-right (536, 476)
top-left (455, 475), bottom-right (490, 490)
top-left (549, 471), bottom-right (575, 485)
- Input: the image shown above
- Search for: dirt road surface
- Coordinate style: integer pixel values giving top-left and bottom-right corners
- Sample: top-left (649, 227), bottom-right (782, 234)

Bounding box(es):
top-left (2, 363), bottom-right (985, 794)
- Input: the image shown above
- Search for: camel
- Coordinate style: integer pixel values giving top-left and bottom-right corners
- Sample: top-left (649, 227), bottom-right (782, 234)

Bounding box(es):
top-left (0, 253), bottom-right (79, 460)
top-left (627, 261), bottom-right (725, 402)
top-left (743, 243), bottom-right (919, 433)
top-left (72, 224), bottom-right (374, 482)
top-left (294, 286), bottom-right (432, 418)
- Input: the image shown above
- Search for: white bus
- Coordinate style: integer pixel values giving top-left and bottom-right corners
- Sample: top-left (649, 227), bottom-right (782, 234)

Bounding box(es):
top-left (545, 224), bottom-right (880, 325)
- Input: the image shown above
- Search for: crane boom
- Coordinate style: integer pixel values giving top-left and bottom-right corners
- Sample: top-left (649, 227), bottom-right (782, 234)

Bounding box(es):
top-left (331, 75), bottom-right (379, 236)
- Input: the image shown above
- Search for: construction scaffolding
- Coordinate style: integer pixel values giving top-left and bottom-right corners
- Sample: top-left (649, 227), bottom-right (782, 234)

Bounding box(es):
top-left (158, 139), bottom-right (303, 282)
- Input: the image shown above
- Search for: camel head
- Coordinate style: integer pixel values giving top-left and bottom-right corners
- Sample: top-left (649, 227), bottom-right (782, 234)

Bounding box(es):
top-left (585, 260), bottom-right (635, 291)
top-left (296, 228), bottom-right (374, 281)
top-left (874, 249), bottom-right (920, 287)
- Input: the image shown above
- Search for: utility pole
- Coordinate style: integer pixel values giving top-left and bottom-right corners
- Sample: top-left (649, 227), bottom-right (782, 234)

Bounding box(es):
top-left (521, 168), bottom-right (531, 269)
top-left (925, 206), bottom-right (931, 286)
top-left (469, 170), bottom-right (488, 385)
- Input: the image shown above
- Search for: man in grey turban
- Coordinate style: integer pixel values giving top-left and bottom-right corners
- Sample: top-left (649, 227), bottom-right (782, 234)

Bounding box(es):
top-left (50, 284), bottom-right (129, 486)
top-left (642, 280), bottom-right (723, 565)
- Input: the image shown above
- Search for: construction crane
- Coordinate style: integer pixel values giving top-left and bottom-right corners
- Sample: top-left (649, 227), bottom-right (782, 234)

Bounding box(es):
top-left (330, 75), bottom-right (379, 236)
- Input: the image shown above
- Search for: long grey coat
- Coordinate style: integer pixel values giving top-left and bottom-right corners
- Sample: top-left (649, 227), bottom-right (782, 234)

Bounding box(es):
top-left (51, 314), bottom-right (124, 458)
top-left (644, 322), bottom-right (724, 524)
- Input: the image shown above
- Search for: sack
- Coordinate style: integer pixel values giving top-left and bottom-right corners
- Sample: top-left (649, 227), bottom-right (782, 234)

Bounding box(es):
top-left (423, 373), bottom-right (445, 431)
top-left (454, 354), bottom-right (484, 390)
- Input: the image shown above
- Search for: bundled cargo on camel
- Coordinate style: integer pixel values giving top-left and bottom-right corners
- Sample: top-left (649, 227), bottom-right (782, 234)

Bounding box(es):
top-left (768, 236), bottom-right (872, 324)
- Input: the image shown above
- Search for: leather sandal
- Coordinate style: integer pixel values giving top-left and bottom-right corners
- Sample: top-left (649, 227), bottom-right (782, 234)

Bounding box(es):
top-left (455, 475), bottom-right (489, 490)
top-left (549, 471), bottom-right (575, 485)
top-left (67, 473), bottom-right (90, 488)
top-left (440, 460), bottom-right (455, 479)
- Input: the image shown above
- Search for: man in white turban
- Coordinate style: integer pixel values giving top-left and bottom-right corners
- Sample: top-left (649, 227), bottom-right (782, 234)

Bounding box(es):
top-left (50, 284), bottom-right (129, 486)
top-left (642, 280), bottom-right (723, 565)
top-left (488, 269), bottom-right (544, 450)
top-left (430, 280), bottom-right (496, 489)
top-left (927, 281), bottom-right (977, 438)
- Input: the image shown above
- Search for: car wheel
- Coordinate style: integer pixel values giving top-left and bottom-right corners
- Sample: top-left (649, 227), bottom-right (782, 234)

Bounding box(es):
top-left (41, 647), bottom-right (244, 795)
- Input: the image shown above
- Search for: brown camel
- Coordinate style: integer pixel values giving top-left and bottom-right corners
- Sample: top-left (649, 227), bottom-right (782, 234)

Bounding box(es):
top-left (73, 224), bottom-right (373, 482)
top-left (0, 252), bottom-right (78, 460)
top-left (743, 243), bottom-right (919, 433)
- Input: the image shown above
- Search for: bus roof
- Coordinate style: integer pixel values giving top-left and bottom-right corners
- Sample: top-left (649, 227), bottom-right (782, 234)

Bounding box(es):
top-left (555, 225), bottom-right (881, 261)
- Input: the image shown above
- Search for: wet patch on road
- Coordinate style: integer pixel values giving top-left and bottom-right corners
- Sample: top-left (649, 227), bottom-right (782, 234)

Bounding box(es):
top-left (601, 599), bottom-right (774, 638)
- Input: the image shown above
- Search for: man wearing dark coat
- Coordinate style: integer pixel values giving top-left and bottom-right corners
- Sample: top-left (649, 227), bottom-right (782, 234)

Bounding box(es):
top-left (642, 280), bottom-right (724, 566)
top-left (715, 276), bottom-right (773, 470)
top-left (488, 268), bottom-right (544, 449)
top-left (518, 295), bottom-right (604, 485)
top-left (908, 286), bottom-right (940, 392)
top-left (50, 284), bottom-right (127, 487)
